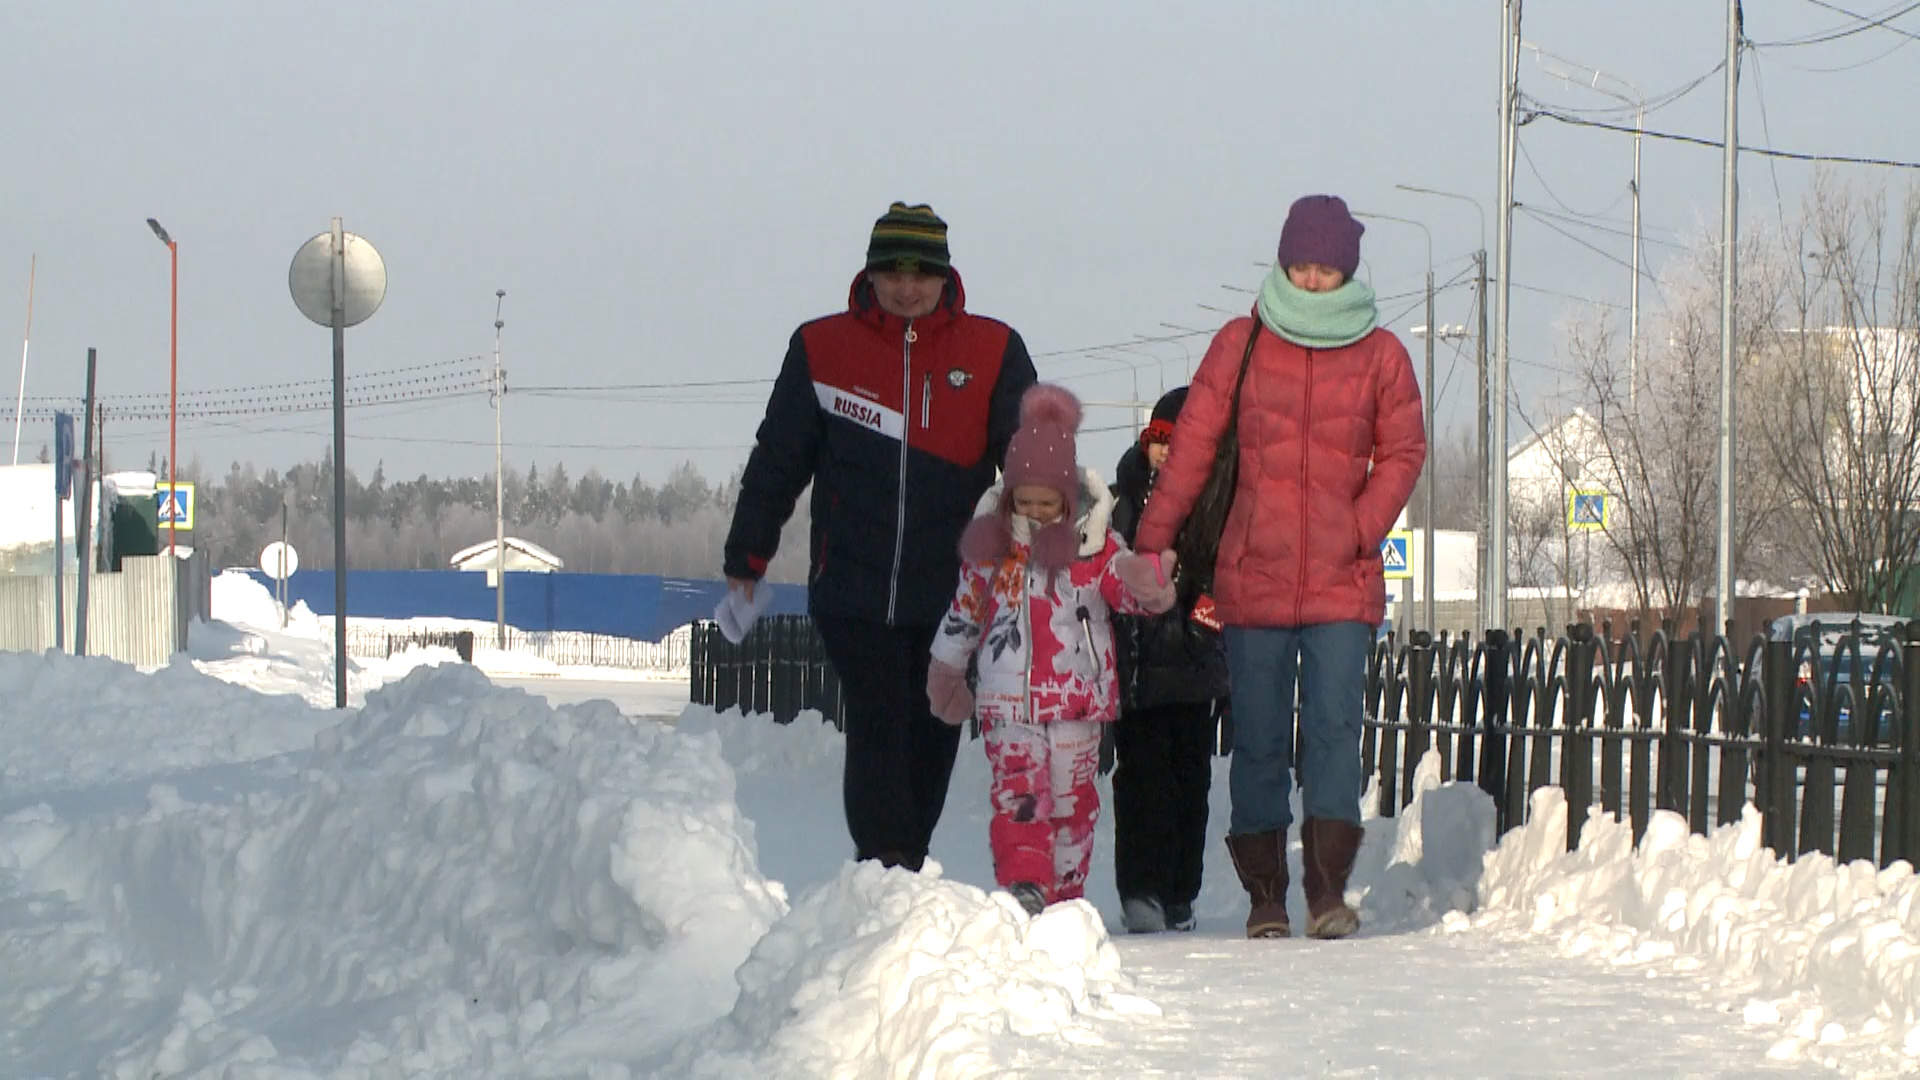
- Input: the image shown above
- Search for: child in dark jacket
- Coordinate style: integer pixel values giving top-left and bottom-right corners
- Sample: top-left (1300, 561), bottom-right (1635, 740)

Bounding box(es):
top-left (1110, 387), bottom-right (1231, 933)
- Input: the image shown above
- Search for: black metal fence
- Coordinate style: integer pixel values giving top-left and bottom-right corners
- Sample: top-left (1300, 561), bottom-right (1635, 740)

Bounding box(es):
top-left (690, 615), bottom-right (1920, 868)
top-left (345, 627), bottom-right (476, 664)
top-left (690, 617), bottom-right (848, 727)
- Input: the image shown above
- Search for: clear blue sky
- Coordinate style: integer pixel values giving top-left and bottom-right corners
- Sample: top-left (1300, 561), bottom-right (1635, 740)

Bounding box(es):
top-left (3, 1), bottom-right (1914, 485)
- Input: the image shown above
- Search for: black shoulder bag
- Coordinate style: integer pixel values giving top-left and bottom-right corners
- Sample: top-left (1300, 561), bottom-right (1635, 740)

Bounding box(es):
top-left (1173, 318), bottom-right (1262, 602)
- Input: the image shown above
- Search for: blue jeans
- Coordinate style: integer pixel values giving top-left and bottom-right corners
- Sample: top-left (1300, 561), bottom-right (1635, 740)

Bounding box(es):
top-left (1224, 622), bottom-right (1372, 835)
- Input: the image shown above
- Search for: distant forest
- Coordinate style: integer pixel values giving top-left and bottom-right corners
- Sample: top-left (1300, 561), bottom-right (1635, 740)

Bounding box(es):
top-left (152, 451), bottom-right (814, 583)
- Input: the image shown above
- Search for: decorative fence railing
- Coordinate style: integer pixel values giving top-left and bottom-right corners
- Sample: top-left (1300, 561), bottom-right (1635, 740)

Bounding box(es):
top-left (692, 614), bottom-right (1920, 869)
top-left (346, 627), bottom-right (477, 663)
top-left (344, 624), bottom-right (693, 672)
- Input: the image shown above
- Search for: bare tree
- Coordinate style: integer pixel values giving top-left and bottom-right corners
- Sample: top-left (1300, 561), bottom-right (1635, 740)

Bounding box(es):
top-left (1753, 176), bottom-right (1920, 612)
top-left (1534, 223), bottom-right (1793, 625)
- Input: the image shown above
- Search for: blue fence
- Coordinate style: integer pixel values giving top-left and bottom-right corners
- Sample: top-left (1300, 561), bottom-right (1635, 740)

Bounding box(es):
top-left (242, 569), bottom-right (808, 643)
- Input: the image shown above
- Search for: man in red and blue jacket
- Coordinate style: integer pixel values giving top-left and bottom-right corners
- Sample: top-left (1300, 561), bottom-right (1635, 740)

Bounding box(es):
top-left (724, 202), bottom-right (1037, 871)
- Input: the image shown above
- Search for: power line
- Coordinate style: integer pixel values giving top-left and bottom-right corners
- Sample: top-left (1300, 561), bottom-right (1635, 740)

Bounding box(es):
top-left (1517, 140), bottom-right (1631, 222)
top-left (1754, 0), bottom-right (1920, 45)
top-left (1524, 108), bottom-right (1920, 170)
top-left (1516, 204), bottom-right (1686, 251)
top-left (513, 377), bottom-right (773, 393)
top-left (1517, 206), bottom-right (1658, 282)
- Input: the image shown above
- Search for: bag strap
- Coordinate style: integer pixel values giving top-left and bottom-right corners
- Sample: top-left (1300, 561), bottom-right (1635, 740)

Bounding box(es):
top-left (1222, 313), bottom-right (1262, 436)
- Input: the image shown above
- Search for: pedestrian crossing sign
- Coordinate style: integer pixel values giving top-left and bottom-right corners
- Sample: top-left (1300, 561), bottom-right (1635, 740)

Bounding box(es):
top-left (1382, 530), bottom-right (1412, 580)
top-left (156, 483), bottom-right (196, 529)
top-left (1567, 489), bottom-right (1609, 531)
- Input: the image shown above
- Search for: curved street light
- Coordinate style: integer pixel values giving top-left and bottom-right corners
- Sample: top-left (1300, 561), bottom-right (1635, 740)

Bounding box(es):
top-left (1397, 183), bottom-right (1493, 631)
top-left (145, 218), bottom-right (179, 556)
top-left (1357, 211), bottom-right (1438, 634)
top-left (1520, 40), bottom-right (1647, 408)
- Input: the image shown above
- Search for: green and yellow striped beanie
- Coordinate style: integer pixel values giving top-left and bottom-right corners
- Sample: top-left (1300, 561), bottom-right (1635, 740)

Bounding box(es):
top-left (866, 202), bottom-right (951, 276)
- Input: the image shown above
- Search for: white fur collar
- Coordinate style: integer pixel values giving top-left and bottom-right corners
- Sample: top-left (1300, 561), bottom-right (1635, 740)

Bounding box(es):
top-left (974, 466), bottom-right (1113, 557)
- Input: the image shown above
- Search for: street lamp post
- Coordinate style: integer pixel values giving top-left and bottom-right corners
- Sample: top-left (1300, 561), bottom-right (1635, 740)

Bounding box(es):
top-left (1154, 324), bottom-right (1202, 380)
top-left (1085, 352), bottom-right (1145, 431)
top-left (1521, 42), bottom-right (1645, 408)
top-left (145, 219), bottom-right (179, 556)
top-left (1395, 184), bottom-right (1491, 633)
top-left (1356, 211), bottom-right (1437, 635)
top-left (492, 290), bottom-right (507, 652)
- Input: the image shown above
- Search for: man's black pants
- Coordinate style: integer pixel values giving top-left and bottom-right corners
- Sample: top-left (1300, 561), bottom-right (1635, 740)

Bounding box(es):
top-left (814, 616), bottom-right (963, 869)
top-left (1112, 698), bottom-right (1217, 906)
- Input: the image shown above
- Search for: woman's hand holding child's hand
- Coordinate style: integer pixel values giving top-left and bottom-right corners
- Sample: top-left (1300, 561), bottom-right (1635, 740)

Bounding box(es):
top-left (926, 659), bottom-right (975, 726)
top-left (1117, 550), bottom-right (1179, 614)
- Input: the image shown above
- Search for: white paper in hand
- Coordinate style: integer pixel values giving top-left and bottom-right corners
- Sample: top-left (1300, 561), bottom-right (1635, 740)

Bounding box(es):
top-left (715, 584), bottom-right (773, 645)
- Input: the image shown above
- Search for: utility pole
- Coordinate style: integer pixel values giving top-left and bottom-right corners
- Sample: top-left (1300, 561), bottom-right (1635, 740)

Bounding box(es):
top-left (1393, 183), bottom-right (1488, 633)
top-left (1717, 0), bottom-right (1743, 634)
top-left (1491, 0), bottom-right (1522, 634)
top-left (492, 289), bottom-right (508, 652)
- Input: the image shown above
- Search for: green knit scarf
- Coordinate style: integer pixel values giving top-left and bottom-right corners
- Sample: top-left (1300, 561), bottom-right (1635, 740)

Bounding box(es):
top-left (1256, 268), bottom-right (1379, 348)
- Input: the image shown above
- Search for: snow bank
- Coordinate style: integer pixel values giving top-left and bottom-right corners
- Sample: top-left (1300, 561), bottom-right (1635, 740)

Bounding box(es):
top-left (670, 859), bottom-right (1158, 1079)
top-left (1, 663), bottom-right (786, 1077)
top-left (1356, 751), bottom-right (1500, 927)
top-left (1473, 787), bottom-right (1920, 1073)
top-left (0, 649), bottom-right (335, 807)
top-left (195, 571), bottom-right (465, 706)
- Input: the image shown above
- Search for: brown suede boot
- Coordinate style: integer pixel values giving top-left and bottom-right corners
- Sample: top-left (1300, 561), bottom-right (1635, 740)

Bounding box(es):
top-left (1302, 817), bottom-right (1364, 940)
top-left (1224, 830), bottom-right (1290, 938)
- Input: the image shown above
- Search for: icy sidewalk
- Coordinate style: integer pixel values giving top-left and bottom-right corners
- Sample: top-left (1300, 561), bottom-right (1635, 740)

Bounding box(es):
top-left (1013, 927), bottom-right (1819, 1077)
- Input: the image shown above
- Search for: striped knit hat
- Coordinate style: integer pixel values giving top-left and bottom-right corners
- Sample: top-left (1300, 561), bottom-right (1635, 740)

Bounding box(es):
top-left (866, 202), bottom-right (951, 276)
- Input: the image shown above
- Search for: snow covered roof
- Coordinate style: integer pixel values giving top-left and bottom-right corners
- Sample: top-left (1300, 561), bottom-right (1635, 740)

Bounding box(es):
top-left (448, 536), bottom-right (564, 572)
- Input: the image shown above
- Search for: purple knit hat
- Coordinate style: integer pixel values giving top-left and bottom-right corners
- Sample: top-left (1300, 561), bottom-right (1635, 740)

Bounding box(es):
top-left (1276, 194), bottom-right (1365, 280)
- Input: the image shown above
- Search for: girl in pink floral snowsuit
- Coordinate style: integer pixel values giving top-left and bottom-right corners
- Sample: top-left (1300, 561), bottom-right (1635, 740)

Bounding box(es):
top-left (926, 384), bottom-right (1177, 916)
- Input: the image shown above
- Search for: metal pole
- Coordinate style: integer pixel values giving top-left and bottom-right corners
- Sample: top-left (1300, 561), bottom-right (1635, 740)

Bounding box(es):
top-left (493, 289), bottom-right (507, 652)
top-left (330, 217), bottom-right (348, 710)
top-left (1475, 250), bottom-right (1490, 634)
top-left (1491, 0), bottom-right (1520, 634)
top-left (76, 349), bottom-right (97, 655)
top-left (1391, 185), bottom-right (1488, 633)
top-left (1425, 267), bottom-right (1436, 635)
top-left (1354, 209), bottom-right (1437, 633)
top-left (280, 499), bottom-right (290, 629)
top-left (11, 255), bottom-right (33, 466)
top-left (167, 239), bottom-right (178, 556)
top-left (1717, 1), bottom-right (1742, 633)
top-left (1629, 107), bottom-right (1643, 411)
top-left (53, 422), bottom-right (64, 654)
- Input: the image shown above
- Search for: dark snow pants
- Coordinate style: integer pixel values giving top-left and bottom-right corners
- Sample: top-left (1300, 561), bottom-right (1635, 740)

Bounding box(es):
top-left (814, 616), bottom-right (963, 870)
top-left (1111, 698), bottom-right (1216, 907)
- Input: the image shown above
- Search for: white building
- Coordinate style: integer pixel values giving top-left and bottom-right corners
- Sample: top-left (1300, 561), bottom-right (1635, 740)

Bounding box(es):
top-left (450, 537), bottom-right (564, 585)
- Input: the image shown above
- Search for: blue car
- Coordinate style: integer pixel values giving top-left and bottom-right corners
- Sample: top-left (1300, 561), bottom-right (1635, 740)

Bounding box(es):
top-left (1767, 613), bottom-right (1907, 742)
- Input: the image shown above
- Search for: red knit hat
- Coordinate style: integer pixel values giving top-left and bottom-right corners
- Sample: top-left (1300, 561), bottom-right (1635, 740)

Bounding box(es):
top-left (1002, 384), bottom-right (1083, 514)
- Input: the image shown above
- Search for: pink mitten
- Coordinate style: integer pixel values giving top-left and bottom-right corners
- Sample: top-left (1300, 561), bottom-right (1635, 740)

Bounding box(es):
top-left (926, 658), bottom-right (975, 726)
top-left (1117, 550), bottom-right (1178, 614)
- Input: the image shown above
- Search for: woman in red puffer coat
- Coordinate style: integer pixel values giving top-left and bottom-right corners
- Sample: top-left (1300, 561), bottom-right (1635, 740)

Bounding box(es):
top-left (1133, 194), bottom-right (1426, 941)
